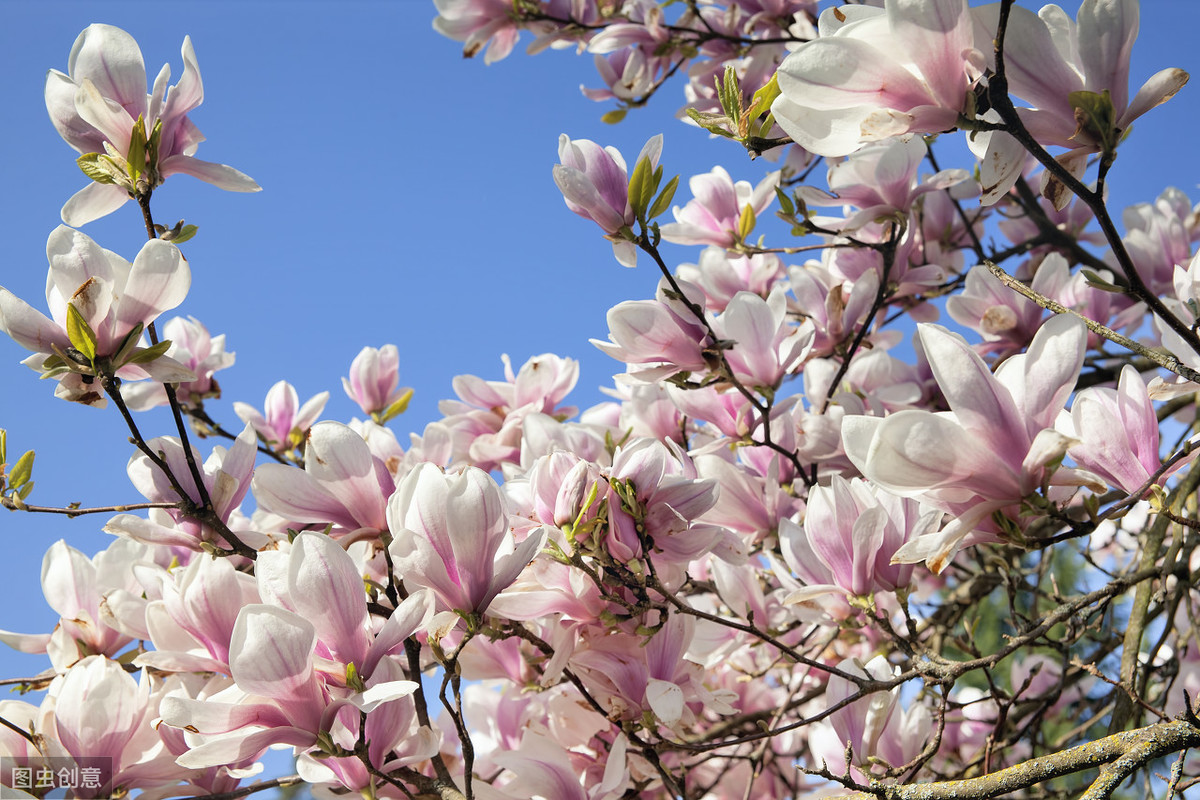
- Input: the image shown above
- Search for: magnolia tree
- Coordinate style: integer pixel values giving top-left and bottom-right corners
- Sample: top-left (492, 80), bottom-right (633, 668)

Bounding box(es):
top-left (2, 1), bottom-right (1200, 798)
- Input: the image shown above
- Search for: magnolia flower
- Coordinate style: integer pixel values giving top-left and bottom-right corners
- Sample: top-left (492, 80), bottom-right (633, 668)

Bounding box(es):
top-left (107, 423), bottom-right (262, 552)
top-left (771, 0), bottom-right (983, 157)
top-left (0, 226), bottom-right (195, 406)
top-left (46, 24), bottom-right (260, 225)
top-left (975, 0), bottom-right (1188, 152)
top-left (121, 315), bottom-right (235, 411)
top-left (553, 133), bottom-right (663, 267)
top-left (387, 462), bottom-right (545, 614)
top-left (233, 380), bottom-right (329, 452)
top-left (783, 476), bottom-right (940, 603)
top-left (252, 421), bottom-right (394, 539)
top-left (971, 0), bottom-right (1188, 204)
top-left (1063, 365), bottom-right (1177, 495)
top-left (659, 166), bottom-right (778, 248)
top-left (843, 314), bottom-right (1102, 572)
top-left (343, 344), bottom-right (411, 420)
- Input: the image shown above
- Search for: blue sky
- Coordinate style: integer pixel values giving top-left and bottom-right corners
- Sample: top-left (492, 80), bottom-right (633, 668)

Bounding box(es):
top-left (0, 0), bottom-right (1198, 750)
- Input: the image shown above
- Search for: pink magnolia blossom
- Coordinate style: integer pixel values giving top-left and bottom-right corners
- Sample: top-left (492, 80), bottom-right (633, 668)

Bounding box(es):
top-left (160, 538), bottom-right (430, 771)
top-left (788, 261), bottom-right (883, 358)
top-left (1063, 365), bottom-right (1171, 495)
top-left (0, 226), bottom-right (195, 406)
top-left (809, 655), bottom-right (931, 771)
top-left (121, 315), bottom-right (235, 411)
top-left (134, 554), bottom-right (261, 675)
top-left (783, 476), bottom-right (940, 603)
top-left (603, 438), bottom-right (726, 568)
top-left (592, 279), bottom-right (711, 381)
top-left (45, 656), bottom-right (157, 796)
top-left (343, 343), bottom-right (411, 419)
top-left (0, 539), bottom-right (144, 670)
top-left (46, 25), bottom-right (260, 225)
top-left (971, 1), bottom-right (1188, 202)
top-left (435, 353), bottom-right (580, 471)
top-left (842, 314), bottom-right (1102, 572)
top-left (713, 288), bottom-right (813, 388)
top-left (772, 0), bottom-right (983, 157)
top-left (553, 133), bottom-right (663, 267)
top-left (659, 166), bottom-right (778, 247)
top-left (252, 421), bottom-right (394, 539)
top-left (675, 247), bottom-right (788, 313)
top-left (820, 137), bottom-right (970, 229)
top-left (946, 264), bottom-right (1045, 355)
top-left (1123, 187), bottom-right (1199, 295)
top-left (976, 0), bottom-right (1188, 152)
top-left (234, 380), bottom-right (329, 452)
top-left (388, 462), bottom-right (545, 614)
top-left (433, 0), bottom-right (525, 64)
top-left (107, 422), bottom-right (261, 552)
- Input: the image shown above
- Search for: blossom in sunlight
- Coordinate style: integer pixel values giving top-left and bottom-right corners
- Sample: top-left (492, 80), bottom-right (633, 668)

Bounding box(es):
top-left (842, 314), bottom-right (1103, 572)
top-left (121, 315), bottom-right (235, 411)
top-left (771, 0), bottom-right (983, 157)
top-left (343, 344), bottom-right (411, 420)
top-left (234, 380), bottom-right (329, 452)
top-left (553, 133), bottom-right (663, 267)
top-left (46, 24), bottom-right (260, 225)
top-left (659, 166), bottom-right (778, 247)
top-left (0, 226), bottom-right (195, 406)
top-left (387, 462), bottom-right (546, 614)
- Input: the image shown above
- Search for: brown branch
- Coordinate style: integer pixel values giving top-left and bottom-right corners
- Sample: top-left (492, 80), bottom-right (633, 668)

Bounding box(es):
top-left (838, 719), bottom-right (1200, 800)
top-left (0, 497), bottom-right (177, 517)
top-left (192, 776), bottom-right (304, 800)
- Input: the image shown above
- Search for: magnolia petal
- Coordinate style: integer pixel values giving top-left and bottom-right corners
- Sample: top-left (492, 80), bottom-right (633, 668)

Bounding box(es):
top-left (351, 679), bottom-right (419, 713)
top-left (159, 154), bottom-right (262, 191)
top-left (646, 678), bottom-right (685, 726)
top-left (287, 532), bottom-right (371, 666)
top-left (72, 78), bottom-right (134, 153)
top-left (68, 24), bottom-right (147, 110)
top-left (173, 725), bottom-right (315, 770)
top-left (0, 288), bottom-right (69, 354)
top-left (0, 630), bottom-right (52, 654)
top-left (117, 239), bottom-right (191, 332)
top-left (252, 463), bottom-right (358, 530)
top-left (229, 604), bottom-right (316, 699)
top-left (1122, 67), bottom-right (1190, 126)
top-left (60, 182), bottom-right (130, 227)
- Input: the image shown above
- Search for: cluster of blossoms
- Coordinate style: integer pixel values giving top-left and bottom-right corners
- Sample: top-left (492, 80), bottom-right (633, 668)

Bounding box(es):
top-left (4, 3), bottom-right (1200, 799)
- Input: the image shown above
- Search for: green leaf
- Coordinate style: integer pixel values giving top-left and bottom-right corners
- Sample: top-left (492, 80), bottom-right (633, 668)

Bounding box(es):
top-left (16, 481), bottom-right (34, 501)
top-left (647, 174), bottom-right (679, 220)
top-left (718, 65), bottom-right (740, 121)
top-left (167, 224), bottom-right (199, 244)
top-left (774, 186), bottom-right (795, 216)
top-left (379, 387), bottom-right (414, 423)
top-left (746, 73), bottom-right (781, 121)
top-left (65, 304), bottom-right (98, 363)
top-left (9, 450), bottom-right (34, 490)
top-left (76, 153), bottom-right (117, 185)
top-left (124, 339), bottom-right (173, 366)
top-left (601, 108), bottom-right (627, 125)
top-left (627, 156), bottom-right (655, 219)
top-left (112, 322), bottom-right (145, 367)
top-left (345, 662), bottom-right (366, 693)
top-left (737, 203), bottom-right (756, 241)
top-left (127, 115), bottom-right (147, 182)
top-left (685, 108), bottom-right (736, 139)
top-left (1081, 269), bottom-right (1125, 293)
top-left (0, 429), bottom-right (7, 464)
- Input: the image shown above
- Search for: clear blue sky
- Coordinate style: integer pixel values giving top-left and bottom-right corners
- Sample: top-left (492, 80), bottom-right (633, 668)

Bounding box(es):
top-left (0, 0), bottom-right (1197, 740)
